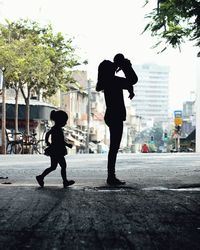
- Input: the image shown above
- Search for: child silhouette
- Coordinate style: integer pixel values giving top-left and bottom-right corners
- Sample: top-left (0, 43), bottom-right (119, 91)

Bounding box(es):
top-left (36, 110), bottom-right (75, 188)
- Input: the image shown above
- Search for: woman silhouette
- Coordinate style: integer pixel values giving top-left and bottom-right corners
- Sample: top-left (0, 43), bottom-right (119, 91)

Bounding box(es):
top-left (96, 55), bottom-right (138, 185)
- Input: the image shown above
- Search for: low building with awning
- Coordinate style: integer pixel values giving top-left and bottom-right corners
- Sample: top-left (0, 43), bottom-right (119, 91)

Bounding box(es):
top-left (0, 98), bottom-right (57, 130)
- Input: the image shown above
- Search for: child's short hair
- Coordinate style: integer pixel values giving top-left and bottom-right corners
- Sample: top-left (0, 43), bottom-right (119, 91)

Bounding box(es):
top-left (50, 110), bottom-right (68, 122)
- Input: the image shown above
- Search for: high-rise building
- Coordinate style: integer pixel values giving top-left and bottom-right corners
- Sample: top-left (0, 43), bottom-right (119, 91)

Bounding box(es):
top-left (183, 101), bottom-right (195, 119)
top-left (182, 100), bottom-right (195, 137)
top-left (132, 63), bottom-right (170, 129)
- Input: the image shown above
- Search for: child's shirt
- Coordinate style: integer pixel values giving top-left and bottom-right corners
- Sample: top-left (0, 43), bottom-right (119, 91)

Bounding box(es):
top-left (45, 126), bottom-right (67, 156)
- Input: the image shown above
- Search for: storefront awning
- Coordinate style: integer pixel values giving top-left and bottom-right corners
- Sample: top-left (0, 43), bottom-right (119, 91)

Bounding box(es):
top-left (0, 99), bottom-right (57, 120)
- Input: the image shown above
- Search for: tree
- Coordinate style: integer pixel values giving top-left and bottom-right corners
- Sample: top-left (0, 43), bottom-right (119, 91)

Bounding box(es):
top-left (16, 38), bottom-right (52, 135)
top-left (150, 124), bottom-right (164, 148)
top-left (135, 123), bottom-right (164, 149)
top-left (143, 0), bottom-right (200, 52)
top-left (0, 19), bottom-right (79, 135)
top-left (0, 38), bottom-right (22, 134)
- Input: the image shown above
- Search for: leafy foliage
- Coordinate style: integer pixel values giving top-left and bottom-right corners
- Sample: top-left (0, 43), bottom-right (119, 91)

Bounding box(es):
top-left (150, 124), bottom-right (164, 148)
top-left (0, 19), bottom-right (79, 96)
top-left (135, 123), bottom-right (165, 149)
top-left (0, 19), bottom-right (80, 133)
top-left (143, 0), bottom-right (200, 52)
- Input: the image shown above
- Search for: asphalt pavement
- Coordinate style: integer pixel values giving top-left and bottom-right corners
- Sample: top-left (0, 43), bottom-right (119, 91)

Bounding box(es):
top-left (0, 153), bottom-right (200, 250)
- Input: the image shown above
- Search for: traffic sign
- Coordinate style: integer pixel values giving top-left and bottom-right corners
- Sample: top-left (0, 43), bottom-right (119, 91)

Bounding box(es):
top-left (174, 110), bottom-right (182, 125)
top-left (174, 117), bottom-right (183, 125)
top-left (174, 110), bottom-right (182, 118)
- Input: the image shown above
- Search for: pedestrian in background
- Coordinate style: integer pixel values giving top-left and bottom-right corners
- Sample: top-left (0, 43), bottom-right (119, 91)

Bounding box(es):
top-left (36, 110), bottom-right (75, 188)
top-left (96, 54), bottom-right (138, 185)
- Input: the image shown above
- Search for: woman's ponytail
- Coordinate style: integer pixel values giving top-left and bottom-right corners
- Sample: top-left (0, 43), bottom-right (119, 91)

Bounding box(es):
top-left (96, 60), bottom-right (115, 91)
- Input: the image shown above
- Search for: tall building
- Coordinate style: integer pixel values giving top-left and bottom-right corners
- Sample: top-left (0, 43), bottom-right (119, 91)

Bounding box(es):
top-left (183, 101), bottom-right (195, 119)
top-left (182, 100), bottom-right (195, 137)
top-left (132, 63), bottom-right (170, 129)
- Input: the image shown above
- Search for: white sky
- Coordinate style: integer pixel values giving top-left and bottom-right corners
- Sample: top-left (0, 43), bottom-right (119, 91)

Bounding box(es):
top-left (0, 0), bottom-right (199, 113)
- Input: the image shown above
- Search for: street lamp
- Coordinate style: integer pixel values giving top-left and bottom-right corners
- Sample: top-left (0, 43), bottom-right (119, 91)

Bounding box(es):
top-left (0, 69), bottom-right (3, 90)
top-left (196, 52), bottom-right (200, 153)
top-left (0, 67), bottom-right (6, 154)
top-left (86, 79), bottom-right (91, 153)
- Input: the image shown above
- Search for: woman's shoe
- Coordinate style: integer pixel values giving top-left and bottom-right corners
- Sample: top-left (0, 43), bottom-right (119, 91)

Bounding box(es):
top-left (63, 180), bottom-right (75, 188)
top-left (107, 177), bottom-right (126, 186)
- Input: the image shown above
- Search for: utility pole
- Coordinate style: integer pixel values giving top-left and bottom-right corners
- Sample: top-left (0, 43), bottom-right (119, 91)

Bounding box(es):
top-left (196, 52), bottom-right (200, 153)
top-left (86, 79), bottom-right (91, 153)
top-left (0, 68), bottom-right (6, 154)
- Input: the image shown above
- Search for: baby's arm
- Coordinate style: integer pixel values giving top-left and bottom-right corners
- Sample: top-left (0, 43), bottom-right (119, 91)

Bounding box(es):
top-left (127, 85), bottom-right (135, 100)
top-left (121, 59), bottom-right (138, 85)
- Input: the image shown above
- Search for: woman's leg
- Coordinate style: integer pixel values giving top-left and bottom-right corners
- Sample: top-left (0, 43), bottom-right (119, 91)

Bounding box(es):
top-left (107, 121), bottom-right (123, 179)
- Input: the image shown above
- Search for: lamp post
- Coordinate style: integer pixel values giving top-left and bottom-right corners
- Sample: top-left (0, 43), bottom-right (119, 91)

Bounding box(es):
top-left (0, 67), bottom-right (6, 154)
top-left (86, 79), bottom-right (91, 153)
top-left (196, 52), bottom-right (200, 153)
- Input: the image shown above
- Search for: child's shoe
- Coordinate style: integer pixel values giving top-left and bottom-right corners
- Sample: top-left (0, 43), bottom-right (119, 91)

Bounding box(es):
top-left (36, 175), bottom-right (44, 187)
top-left (63, 180), bottom-right (75, 188)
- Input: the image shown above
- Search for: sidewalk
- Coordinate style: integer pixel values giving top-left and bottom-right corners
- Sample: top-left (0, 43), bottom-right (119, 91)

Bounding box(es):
top-left (0, 153), bottom-right (200, 249)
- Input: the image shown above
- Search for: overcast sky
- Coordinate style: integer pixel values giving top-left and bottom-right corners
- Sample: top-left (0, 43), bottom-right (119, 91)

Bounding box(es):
top-left (0, 0), bottom-right (199, 113)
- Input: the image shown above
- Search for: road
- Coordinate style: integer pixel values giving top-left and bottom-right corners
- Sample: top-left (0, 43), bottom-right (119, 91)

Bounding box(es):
top-left (0, 153), bottom-right (200, 249)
